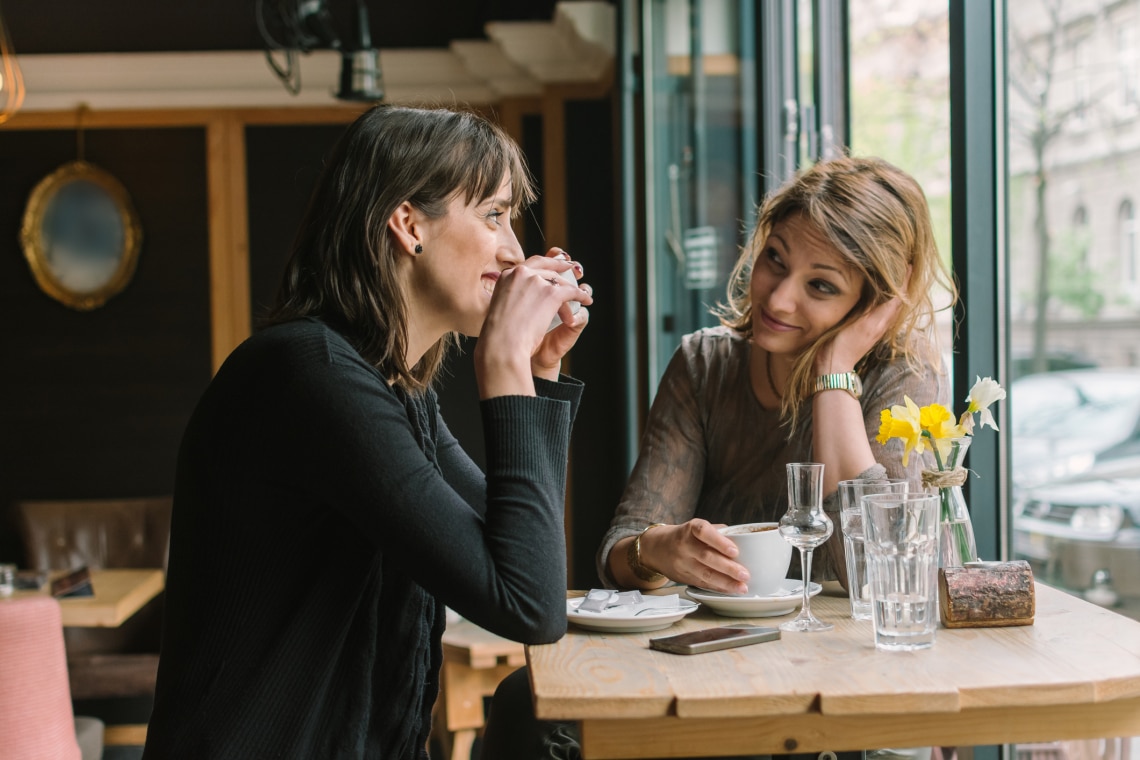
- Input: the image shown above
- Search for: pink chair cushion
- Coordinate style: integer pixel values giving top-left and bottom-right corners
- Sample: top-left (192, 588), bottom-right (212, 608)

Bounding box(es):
top-left (0, 596), bottom-right (81, 760)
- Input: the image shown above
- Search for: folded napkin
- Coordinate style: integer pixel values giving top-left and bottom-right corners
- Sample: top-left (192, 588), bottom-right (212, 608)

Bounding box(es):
top-left (577, 589), bottom-right (685, 615)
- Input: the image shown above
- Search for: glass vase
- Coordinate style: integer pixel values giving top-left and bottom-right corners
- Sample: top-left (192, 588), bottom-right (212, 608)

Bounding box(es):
top-left (923, 436), bottom-right (978, 568)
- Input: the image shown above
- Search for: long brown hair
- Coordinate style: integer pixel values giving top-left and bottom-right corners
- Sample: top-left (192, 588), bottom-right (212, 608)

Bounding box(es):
top-left (266, 105), bottom-right (536, 390)
top-left (714, 156), bottom-right (956, 426)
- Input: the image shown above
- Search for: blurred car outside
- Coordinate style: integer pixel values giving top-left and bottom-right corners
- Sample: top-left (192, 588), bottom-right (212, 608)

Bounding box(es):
top-left (1010, 368), bottom-right (1140, 621)
top-left (1010, 369), bottom-right (1140, 490)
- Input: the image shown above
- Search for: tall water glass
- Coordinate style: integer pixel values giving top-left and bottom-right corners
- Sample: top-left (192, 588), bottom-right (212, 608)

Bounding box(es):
top-left (838, 479), bottom-right (909, 620)
top-left (778, 462), bottom-right (833, 632)
top-left (862, 492), bottom-right (940, 651)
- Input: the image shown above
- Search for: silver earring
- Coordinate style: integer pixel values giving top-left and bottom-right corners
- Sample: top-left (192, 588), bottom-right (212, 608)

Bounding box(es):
top-left (414, 243), bottom-right (423, 254)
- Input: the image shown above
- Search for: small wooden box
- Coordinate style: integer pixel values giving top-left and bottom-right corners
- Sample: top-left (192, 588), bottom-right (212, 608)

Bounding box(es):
top-left (938, 560), bottom-right (1035, 628)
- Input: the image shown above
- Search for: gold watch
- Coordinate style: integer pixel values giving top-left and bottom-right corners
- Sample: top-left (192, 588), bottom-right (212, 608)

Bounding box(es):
top-left (814, 371), bottom-right (863, 399)
top-left (627, 523), bottom-right (667, 582)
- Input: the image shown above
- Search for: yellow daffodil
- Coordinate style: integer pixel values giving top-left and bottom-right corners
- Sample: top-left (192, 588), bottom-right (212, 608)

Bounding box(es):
top-left (918, 402), bottom-right (967, 460)
top-left (876, 377), bottom-right (1004, 466)
top-left (919, 403), bottom-right (965, 440)
top-left (876, 395), bottom-right (926, 465)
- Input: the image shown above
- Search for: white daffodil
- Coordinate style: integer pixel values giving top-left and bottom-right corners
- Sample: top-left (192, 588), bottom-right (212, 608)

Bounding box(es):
top-left (961, 376), bottom-right (1006, 432)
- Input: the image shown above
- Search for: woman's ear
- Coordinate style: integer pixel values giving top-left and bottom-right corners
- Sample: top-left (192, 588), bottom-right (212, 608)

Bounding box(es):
top-left (387, 201), bottom-right (423, 257)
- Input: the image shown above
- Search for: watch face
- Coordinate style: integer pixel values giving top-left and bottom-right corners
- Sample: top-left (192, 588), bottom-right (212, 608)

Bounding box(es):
top-left (850, 372), bottom-right (863, 398)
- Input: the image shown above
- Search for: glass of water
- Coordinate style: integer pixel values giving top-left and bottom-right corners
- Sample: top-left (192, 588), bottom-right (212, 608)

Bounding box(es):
top-left (838, 479), bottom-right (909, 620)
top-left (862, 492), bottom-right (940, 651)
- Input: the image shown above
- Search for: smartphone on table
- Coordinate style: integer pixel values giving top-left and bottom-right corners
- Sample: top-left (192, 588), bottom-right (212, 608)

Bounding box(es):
top-left (648, 625), bottom-right (780, 655)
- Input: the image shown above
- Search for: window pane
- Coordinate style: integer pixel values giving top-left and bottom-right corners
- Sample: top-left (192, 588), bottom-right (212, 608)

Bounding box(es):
top-left (848, 0), bottom-right (954, 361)
top-left (642, 0), bottom-right (759, 391)
top-left (1007, 0), bottom-right (1140, 625)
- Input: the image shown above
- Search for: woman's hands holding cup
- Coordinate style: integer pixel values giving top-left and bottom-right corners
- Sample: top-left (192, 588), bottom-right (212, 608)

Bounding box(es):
top-left (632, 519), bottom-right (752, 595)
top-left (476, 247), bottom-right (592, 397)
top-left (528, 248), bottom-right (592, 381)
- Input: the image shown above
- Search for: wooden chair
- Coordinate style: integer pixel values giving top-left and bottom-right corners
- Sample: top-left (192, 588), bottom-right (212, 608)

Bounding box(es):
top-left (432, 618), bottom-right (526, 760)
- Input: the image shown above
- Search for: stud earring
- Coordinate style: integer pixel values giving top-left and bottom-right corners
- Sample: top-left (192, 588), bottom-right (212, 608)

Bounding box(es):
top-left (414, 243), bottom-right (423, 254)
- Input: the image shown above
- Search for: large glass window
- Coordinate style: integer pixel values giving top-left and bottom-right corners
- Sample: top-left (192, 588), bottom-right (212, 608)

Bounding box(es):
top-left (1006, 0), bottom-right (1140, 628)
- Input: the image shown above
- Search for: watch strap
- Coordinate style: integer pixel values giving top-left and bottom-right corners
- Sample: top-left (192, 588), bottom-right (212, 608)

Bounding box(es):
top-left (814, 371), bottom-right (861, 398)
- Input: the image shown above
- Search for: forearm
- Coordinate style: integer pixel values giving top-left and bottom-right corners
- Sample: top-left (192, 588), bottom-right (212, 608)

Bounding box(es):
top-left (607, 534), bottom-right (671, 591)
top-left (812, 390), bottom-right (877, 494)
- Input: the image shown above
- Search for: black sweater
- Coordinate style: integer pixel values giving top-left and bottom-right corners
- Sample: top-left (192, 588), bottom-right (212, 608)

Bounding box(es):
top-left (142, 318), bottom-right (579, 759)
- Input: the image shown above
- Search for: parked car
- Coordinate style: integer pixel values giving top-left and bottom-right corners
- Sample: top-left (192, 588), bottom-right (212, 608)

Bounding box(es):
top-left (1010, 368), bottom-right (1140, 620)
top-left (1010, 369), bottom-right (1140, 490)
top-left (1012, 471), bottom-right (1140, 620)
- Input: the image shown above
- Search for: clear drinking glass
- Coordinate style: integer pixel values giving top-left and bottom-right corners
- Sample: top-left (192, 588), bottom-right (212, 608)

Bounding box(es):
top-left (862, 492), bottom-right (941, 651)
top-left (778, 462), bottom-right (833, 632)
top-left (838, 479), bottom-right (909, 620)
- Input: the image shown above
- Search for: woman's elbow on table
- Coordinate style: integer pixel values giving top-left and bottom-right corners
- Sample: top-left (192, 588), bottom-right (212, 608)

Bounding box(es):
top-left (494, 596), bottom-right (568, 644)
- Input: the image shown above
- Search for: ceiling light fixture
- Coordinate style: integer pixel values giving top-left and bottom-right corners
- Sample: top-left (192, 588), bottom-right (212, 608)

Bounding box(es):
top-left (336, 0), bottom-right (383, 102)
top-left (255, 0), bottom-right (383, 103)
top-left (0, 1), bottom-right (26, 124)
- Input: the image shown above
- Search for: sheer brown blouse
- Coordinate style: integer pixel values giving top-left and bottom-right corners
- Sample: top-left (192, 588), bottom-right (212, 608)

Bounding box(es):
top-left (597, 326), bottom-right (950, 586)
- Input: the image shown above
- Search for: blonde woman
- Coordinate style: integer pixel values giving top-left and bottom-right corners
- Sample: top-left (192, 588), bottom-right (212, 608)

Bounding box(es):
top-left (599, 155), bottom-right (954, 596)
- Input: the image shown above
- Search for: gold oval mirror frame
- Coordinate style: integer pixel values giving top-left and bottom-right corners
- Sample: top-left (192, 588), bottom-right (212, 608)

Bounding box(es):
top-left (19, 160), bottom-right (143, 311)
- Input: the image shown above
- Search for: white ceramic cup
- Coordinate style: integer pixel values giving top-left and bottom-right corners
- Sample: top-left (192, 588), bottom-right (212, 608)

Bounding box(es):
top-left (719, 522), bottom-right (793, 596)
top-left (547, 266), bottom-right (581, 332)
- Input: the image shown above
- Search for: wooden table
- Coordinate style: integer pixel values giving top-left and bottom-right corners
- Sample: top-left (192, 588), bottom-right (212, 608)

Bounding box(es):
top-left (527, 584), bottom-right (1140, 759)
top-left (14, 568), bottom-right (165, 628)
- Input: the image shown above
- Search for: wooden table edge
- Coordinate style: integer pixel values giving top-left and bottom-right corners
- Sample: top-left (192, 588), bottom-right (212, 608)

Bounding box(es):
top-left (577, 694), bottom-right (1140, 759)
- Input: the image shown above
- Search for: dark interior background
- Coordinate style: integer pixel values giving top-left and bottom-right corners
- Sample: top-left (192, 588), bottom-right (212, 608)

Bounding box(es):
top-left (3, 1), bottom-right (567, 55)
top-left (0, 1), bottom-right (627, 589)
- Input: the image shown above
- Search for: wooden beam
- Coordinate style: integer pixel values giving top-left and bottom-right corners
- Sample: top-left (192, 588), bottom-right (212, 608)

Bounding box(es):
top-left (205, 115), bottom-right (251, 373)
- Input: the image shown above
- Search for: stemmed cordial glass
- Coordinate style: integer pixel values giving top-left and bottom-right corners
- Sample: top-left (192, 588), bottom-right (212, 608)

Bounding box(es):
top-left (778, 462), bottom-right (834, 632)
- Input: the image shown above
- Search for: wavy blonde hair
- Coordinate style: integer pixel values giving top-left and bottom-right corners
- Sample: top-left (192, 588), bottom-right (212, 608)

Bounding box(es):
top-left (714, 156), bottom-right (955, 428)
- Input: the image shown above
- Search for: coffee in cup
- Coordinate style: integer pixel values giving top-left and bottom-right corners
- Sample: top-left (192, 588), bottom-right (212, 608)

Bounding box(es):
top-left (719, 522), bottom-right (793, 596)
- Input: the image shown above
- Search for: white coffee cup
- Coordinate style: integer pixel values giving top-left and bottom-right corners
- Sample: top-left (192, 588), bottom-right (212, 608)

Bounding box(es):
top-left (547, 266), bottom-right (581, 332)
top-left (719, 522), bottom-right (793, 596)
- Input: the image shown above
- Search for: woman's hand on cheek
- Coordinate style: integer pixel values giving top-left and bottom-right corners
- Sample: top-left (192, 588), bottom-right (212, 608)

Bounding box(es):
top-left (817, 296), bottom-right (903, 373)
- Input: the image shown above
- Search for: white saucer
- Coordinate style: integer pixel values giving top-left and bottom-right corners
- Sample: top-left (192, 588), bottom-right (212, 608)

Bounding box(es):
top-left (566, 597), bottom-right (700, 633)
top-left (686, 579), bottom-right (822, 618)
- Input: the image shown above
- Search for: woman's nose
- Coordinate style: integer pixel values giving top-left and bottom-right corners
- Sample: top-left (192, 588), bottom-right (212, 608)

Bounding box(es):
top-left (499, 226), bottom-right (525, 265)
top-left (767, 277), bottom-right (799, 313)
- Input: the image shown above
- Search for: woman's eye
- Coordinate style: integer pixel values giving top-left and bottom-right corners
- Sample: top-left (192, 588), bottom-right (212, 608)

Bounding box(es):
top-left (486, 210), bottom-right (505, 225)
top-left (810, 279), bottom-right (839, 296)
top-left (765, 248), bottom-right (784, 268)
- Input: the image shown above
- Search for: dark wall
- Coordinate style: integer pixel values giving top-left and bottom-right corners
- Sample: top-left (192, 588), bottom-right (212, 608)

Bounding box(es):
top-left (0, 127), bottom-right (213, 565)
top-left (246, 123), bottom-right (349, 323)
top-left (5, 1), bottom-right (569, 55)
